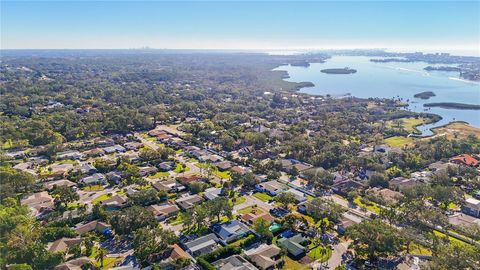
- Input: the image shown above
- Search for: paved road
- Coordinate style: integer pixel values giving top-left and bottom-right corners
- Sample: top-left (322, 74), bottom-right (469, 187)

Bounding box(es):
top-left (134, 133), bottom-right (160, 151)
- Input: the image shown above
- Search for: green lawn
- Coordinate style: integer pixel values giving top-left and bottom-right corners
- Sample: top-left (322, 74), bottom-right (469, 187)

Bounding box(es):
top-left (353, 197), bottom-right (381, 214)
top-left (92, 194), bottom-right (111, 204)
top-left (238, 205), bottom-right (265, 215)
top-left (384, 136), bottom-right (414, 148)
top-left (409, 242), bottom-right (432, 256)
top-left (82, 185), bottom-right (104, 192)
top-left (252, 192), bottom-right (273, 202)
top-left (167, 213), bottom-right (184, 225)
top-left (281, 257), bottom-right (312, 270)
top-left (307, 244), bottom-right (332, 262)
top-left (116, 189), bottom-right (126, 195)
top-left (173, 163), bottom-right (189, 173)
top-left (148, 171), bottom-right (170, 178)
top-left (213, 170), bottom-right (231, 179)
top-left (232, 196), bottom-right (246, 205)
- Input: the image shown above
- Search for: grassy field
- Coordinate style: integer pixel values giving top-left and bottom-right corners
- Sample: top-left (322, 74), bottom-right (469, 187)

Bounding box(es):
top-left (387, 117), bottom-right (428, 133)
top-left (384, 136), bottom-right (414, 148)
top-left (173, 163), bottom-right (189, 173)
top-left (148, 171), bottom-right (170, 178)
top-left (252, 192), bottom-right (273, 202)
top-left (238, 205), bottom-right (266, 215)
top-left (213, 169), bottom-right (231, 179)
top-left (409, 242), bottom-right (432, 256)
top-left (430, 122), bottom-right (480, 140)
top-left (92, 194), bottom-right (110, 204)
top-left (353, 197), bottom-right (381, 214)
top-left (307, 244), bottom-right (332, 262)
top-left (82, 185), bottom-right (104, 192)
top-left (281, 257), bottom-right (312, 270)
top-left (230, 196), bottom-right (246, 206)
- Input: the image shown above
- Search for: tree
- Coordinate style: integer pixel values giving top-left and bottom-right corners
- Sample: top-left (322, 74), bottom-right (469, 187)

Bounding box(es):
top-left (128, 189), bottom-right (163, 206)
top-left (305, 198), bottom-right (345, 222)
top-left (109, 206), bottom-right (156, 235)
top-left (95, 248), bottom-right (107, 267)
top-left (51, 186), bottom-right (79, 209)
top-left (208, 197), bottom-right (233, 223)
top-left (427, 242), bottom-right (480, 270)
top-left (302, 168), bottom-right (334, 191)
top-left (347, 219), bottom-right (405, 263)
top-left (274, 192), bottom-right (296, 209)
top-left (118, 163), bottom-right (141, 185)
top-left (133, 227), bottom-right (177, 266)
top-left (0, 167), bottom-right (35, 200)
top-left (368, 173), bottom-right (389, 188)
top-left (83, 233), bottom-right (99, 256)
top-left (429, 185), bottom-right (463, 210)
top-left (252, 219), bottom-right (273, 243)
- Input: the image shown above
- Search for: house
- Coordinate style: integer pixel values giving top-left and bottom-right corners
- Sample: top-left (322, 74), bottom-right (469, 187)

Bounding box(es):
top-left (106, 171), bottom-right (122, 184)
top-left (389, 177), bottom-right (419, 190)
top-left (203, 187), bottom-right (223, 200)
top-left (94, 137), bottom-right (115, 146)
top-left (152, 180), bottom-right (185, 192)
top-left (200, 154), bottom-right (223, 163)
top-left (284, 188), bottom-right (307, 203)
top-left (48, 237), bottom-right (83, 253)
top-left (103, 144), bottom-right (126, 154)
top-left (215, 160), bottom-right (234, 171)
top-left (244, 244), bottom-right (281, 270)
top-left (211, 220), bottom-right (251, 243)
top-left (13, 162), bottom-right (37, 176)
top-left (255, 180), bottom-right (287, 196)
top-left (462, 198), bottom-right (480, 218)
top-left (148, 203), bottom-right (180, 221)
top-left (138, 166), bottom-right (158, 176)
top-left (178, 175), bottom-right (204, 185)
top-left (75, 220), bottom-right (110, 235)
top-left (80, 173), bottom-right (106, 185)
top-left (331, 179), bottom-right (363, 195)
top-left (241, 212), bottom-right (275, 225)
top-left (100, 195), bottom-right (128, 210)
top-left (336, 213), bottom-right (362, 235)
top-left (82, 148), bottom-right (105, 157)
top-left (175, 194), bottom-right (204, 210)
top-left (277, 234), bottom-right (307, 258)
top-left (449, 154), bottom-right (479, 167)
top-left (448, 213), bottom-right (480, 227)
top-left (48, 163), bottom-right (75, 178)
top-left (367, 187), bottom-right (403, 204)
top-left (184, 233), bottom-right (220, 257)
top-left (79, 162), bottom-right (97, 175)
top-left (44, 179), bottom-right (76, 191)
top-left (124, 141), bottom-right (143, 151)
top-left (373, 145), bottom-right (391, 154)
top-left (56, 150), bottom-right (82, 160)
top-left (55, 257), bottom-right (92, 270)
top-left (212, 255), bottom-right (258, 270)
top-left (158, 161), bottom-right (174, 172)
top-left (230, 166), bottom-right (250, 175)
top-left (154, 244), bottom-right (190, 270)
top-left (21, 191), bottom-right (54, 216)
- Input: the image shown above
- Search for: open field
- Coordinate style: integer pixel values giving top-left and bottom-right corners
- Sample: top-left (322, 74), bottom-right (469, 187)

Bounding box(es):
top-left (429, 122), bottom-right (480, 140)
top-left (384, 136), bottom-right (414, 148)
top-left (386, 117), bottom-right (429, 133)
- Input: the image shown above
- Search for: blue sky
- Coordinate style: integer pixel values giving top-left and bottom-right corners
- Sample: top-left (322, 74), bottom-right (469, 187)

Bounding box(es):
top-left (2, 1), bottom-right (479, 55)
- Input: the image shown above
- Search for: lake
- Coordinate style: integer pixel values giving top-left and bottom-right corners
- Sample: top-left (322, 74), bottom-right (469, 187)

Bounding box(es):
top-left (274, 56), bottom-right (480, 136)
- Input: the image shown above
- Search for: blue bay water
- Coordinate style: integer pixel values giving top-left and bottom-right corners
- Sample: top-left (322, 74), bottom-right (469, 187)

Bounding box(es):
top-left (274, 56), bottom-right (480, 136)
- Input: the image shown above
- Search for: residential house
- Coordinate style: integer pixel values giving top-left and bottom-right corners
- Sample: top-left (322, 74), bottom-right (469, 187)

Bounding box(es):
top-left (124, 141), bottom-right (143, 151)
top-left (184, 233), bottom-right (220, 257)
top-left (211, 220), bottom-right (251, 243)
top-left (284, 188), bottom-right (307, 203)
top-left (44, 179), bottom-right (76, 191)
top-left (56, 150), bottom-right (82, 160)
top-left (449, 154), bottom-right (479, 167)
top-left (277, 234), bottom-right (307, 258)
top-left (241, 212), bottom-right (275, 225)
top-left (255, 180), bottom-right (287, 196)
top-left (82, 148), bottom-right (105, 158)
top-left (155, 244), bottom-right (190, 270)
top-left (212, 255), bottom-right (258, 270)
top-left (152, 180), bottom-right (185, 193)
top-left (48, 163), bottom-right (75, 178)
top-left (244, 244), bottom-right (281, 270)
top-left (203, 187), bottom-right (223, 200)
top-left (21, 191), bottom-right (54, 217)
top-left (389, 177), bottom-right (419, 190)
top-left (462, 198), bottom-right (480, 218)
top-left (79, 162), bottom-right (97, 175)
top-left (103, 144), bottom-right (126, 154)
top-left (106, 171), bottom-right (122, 184)
top-left (13, 162), bottom-right (37, 176)
top-left (94, 137), bottom-right (115, 146)
top-left (175, 194), bottom-right (204, 210)
top-left (230, 165), bottom-right (250, 175)
top-left (55, 257), bottom-right (92, 270)
top-left (48, 237), bottom-right (83, 253)
top-left (79, 173), bottom-right (106, 185)
top-left (100, 195), bottom-right (128, 210)
top-left (331, 179), bottom-right (363, 195)
top-left (215, 160), bottom-right (234, 171)
top-left (75, 220), bottom-right (110, 235)
top-left (139, 166), bottom-right (158, 176)
top-left (367, 187), bottom-right (403, 204)
top-left (178, 175), bottom-right (204, 185)
top-left (158, 161), bottom-right (174, 172)
top-left (148, 203), bottom-right (180, 221)
top-left (448, 213), bottom-right (480, 228)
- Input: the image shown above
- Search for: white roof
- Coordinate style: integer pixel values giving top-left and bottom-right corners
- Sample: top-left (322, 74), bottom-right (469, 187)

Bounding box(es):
top-left (466, 197), bottom-right (480, 205)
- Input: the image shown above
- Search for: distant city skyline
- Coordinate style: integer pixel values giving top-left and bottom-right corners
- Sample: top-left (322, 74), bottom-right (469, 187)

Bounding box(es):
top-left (2, 1), bottom-right (479, 56)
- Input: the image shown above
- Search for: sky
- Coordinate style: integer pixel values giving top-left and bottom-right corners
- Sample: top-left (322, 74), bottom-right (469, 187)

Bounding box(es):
top-left (2, 1), bottom-right (480, 55)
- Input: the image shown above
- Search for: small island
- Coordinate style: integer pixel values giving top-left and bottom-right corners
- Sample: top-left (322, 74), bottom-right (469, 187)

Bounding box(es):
top-left (424, 102), bottom-right (480, 110)
top-left (321, 67), bottom-right (357, 74)
top-left (414, 91), bottom-right (436, 99)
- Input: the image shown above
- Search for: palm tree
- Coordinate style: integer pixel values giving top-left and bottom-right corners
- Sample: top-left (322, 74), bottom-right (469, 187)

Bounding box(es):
top-left (95, 247), bottom-right (107, 268)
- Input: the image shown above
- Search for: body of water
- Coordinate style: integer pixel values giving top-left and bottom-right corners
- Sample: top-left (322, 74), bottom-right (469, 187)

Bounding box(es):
top-left (274, 56), bottom-right (480, 136)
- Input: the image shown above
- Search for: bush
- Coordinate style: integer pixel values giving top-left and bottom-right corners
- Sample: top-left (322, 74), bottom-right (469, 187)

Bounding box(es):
top-left (197, 258), bottom-right (215, 270)
top-left (200, 246), bottom-right (241, 263)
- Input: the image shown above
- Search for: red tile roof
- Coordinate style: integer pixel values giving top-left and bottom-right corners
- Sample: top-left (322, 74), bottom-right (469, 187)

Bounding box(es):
top-left (450, 154), bottom-right (479, 166)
